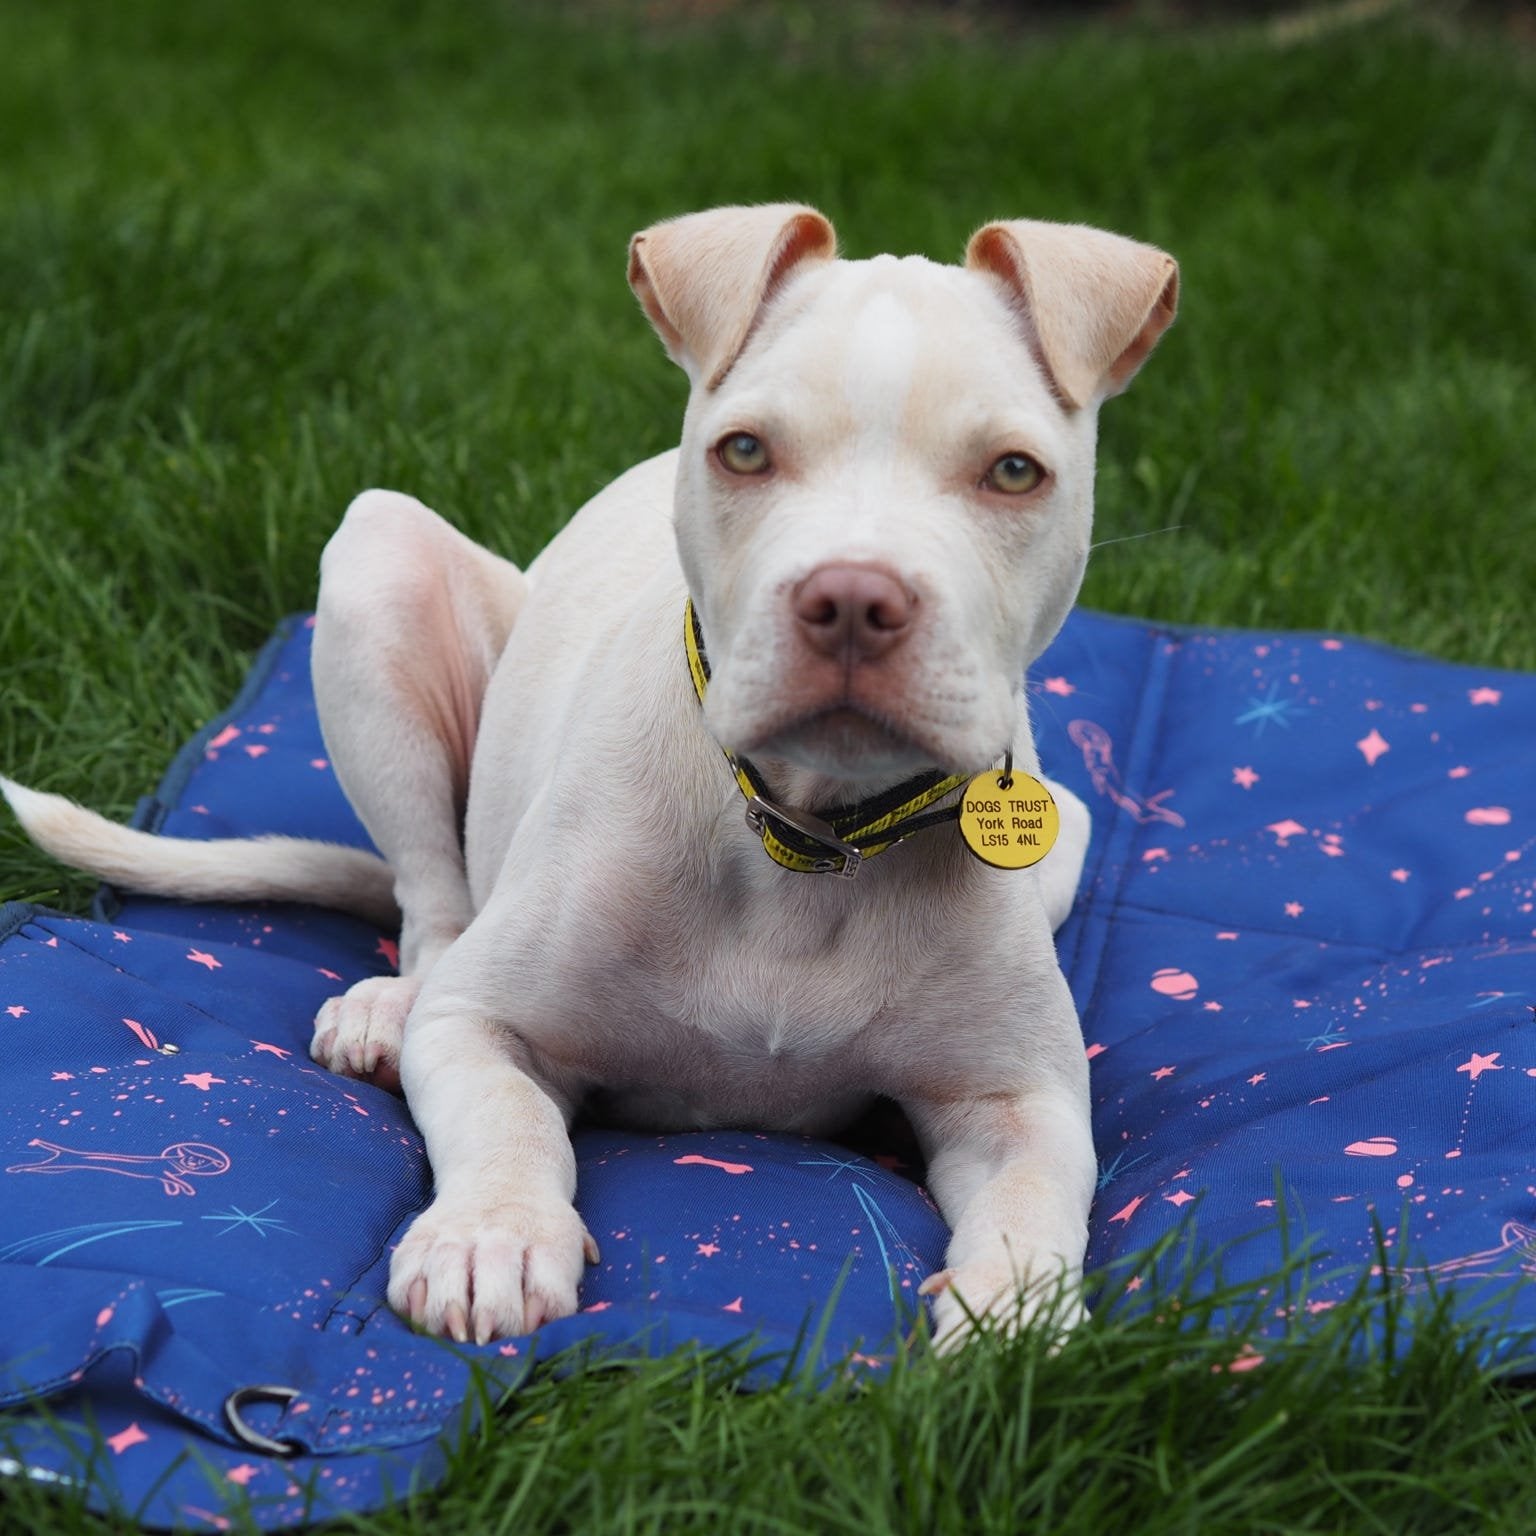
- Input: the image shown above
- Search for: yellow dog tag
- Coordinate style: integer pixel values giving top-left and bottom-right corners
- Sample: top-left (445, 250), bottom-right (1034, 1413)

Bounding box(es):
top-left (958, 769), bottom-right (1060, 869)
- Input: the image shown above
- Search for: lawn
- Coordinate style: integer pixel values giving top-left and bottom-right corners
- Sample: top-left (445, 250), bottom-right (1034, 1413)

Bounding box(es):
top-left (2, 0), bottom-right (1535, 1530)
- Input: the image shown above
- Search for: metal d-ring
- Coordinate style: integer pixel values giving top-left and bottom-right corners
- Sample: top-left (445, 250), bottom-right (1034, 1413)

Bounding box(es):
top-left (223, 1384), bottom-right (305, 1457)
top-left (743, 794), bottom-right (864, 878)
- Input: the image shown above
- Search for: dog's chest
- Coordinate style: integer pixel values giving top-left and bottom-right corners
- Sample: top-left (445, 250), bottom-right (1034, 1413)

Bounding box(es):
top-left (529, 881), bottom-right (925, 1132)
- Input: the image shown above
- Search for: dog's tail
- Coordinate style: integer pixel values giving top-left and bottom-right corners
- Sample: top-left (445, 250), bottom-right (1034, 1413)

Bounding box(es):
top-left (1, 776), bottom-right (398, 927)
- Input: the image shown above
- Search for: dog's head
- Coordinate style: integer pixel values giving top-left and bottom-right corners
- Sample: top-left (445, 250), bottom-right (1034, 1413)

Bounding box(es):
top-left (629, 204), bottom-right (1177, 785)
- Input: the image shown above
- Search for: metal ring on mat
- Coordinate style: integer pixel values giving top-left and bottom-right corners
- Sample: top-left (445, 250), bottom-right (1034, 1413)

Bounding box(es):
top-left (223, 1384), bottom-right (304, 1457)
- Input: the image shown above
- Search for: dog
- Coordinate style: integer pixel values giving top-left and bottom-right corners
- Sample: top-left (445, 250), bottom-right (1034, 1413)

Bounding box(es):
top-left (3, 204), bottom-right (1178, 1349)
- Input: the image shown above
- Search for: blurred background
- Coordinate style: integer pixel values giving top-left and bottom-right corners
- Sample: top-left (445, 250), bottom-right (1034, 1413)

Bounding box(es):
top-left (1, 0), bottom-right (1533, 902)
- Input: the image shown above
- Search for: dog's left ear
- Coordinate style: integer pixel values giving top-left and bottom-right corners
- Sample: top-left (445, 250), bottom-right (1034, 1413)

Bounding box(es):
top-left (965, 220), bottom-right (1179, 410)
top-left (628, 203), bottom-right (837, 389)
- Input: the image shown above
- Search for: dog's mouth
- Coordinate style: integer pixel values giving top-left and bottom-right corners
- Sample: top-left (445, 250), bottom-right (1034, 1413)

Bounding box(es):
top-left (740, 704), bottom-right (936, 779)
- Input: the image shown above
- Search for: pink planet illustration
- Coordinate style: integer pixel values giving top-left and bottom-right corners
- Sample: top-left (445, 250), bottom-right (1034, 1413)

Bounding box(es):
top-left (1150, 968), bottom-right (1199, 1000)
top-left (1465, 807), bottom-right (1511, 826)
top-left (1344, 1137), bottom-right (1398, 1157)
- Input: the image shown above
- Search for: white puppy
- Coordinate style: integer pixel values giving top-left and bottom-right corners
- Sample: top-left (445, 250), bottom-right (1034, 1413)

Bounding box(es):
top-left (3, 204), bottom-right (1177, 1349)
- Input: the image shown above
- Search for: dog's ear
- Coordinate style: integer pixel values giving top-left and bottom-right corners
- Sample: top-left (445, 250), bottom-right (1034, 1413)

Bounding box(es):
top-left (628, 204), bottom-right (837, 389)
top-left (965, 220), bottom-right (1179, 410)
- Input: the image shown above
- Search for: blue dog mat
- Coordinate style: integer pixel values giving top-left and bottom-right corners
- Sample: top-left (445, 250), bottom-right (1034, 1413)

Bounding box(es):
top-left (2, 607), bottom-right (1533, 1527)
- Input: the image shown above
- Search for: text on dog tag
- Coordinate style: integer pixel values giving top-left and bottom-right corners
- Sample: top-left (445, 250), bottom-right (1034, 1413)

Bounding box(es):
top-left (958, 770), bottom-right (1059, 869)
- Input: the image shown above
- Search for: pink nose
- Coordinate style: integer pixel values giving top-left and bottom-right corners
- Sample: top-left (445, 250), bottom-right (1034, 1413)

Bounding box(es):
top-left (792, 564), bottom-right (916, 662)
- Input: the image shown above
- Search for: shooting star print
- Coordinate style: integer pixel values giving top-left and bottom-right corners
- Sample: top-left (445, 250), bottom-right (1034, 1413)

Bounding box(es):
top-left (851, 1181), bottom-right (928, 1302)
top-left (0, 1219), bottom-right (183, 1267)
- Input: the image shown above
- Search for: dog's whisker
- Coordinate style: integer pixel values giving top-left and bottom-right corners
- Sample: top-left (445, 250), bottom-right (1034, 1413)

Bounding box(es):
top-left (1089, 524), bottom-right (1184, 552)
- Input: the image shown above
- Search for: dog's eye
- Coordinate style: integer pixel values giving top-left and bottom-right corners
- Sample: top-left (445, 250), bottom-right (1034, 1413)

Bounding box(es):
top-left (985, 453), bottom-right (1045, 495)
top-left (717, 433), bottom-right (770, 476)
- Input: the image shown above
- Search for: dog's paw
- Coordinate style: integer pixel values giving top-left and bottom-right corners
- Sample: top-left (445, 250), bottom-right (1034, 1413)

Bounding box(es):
top-left (919, 1260), bottom-right (1086, 1354)
top-left (310, 975), bottom-right (420, 1091)
top-left (387, 1194), bottom-right (599, 1344)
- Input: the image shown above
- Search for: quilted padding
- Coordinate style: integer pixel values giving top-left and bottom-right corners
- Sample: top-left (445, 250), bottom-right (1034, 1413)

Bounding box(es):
top-left (1, 608), bottom-right (1532, 1528)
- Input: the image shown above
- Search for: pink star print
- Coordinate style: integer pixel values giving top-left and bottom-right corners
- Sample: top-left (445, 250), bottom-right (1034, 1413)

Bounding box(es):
top-left (1151, 1065), bottom-right (1176, 1080)
top-left (251, 1041), bottom-right (292, 1059)
top-left (180, 1072), bottom-right (226, 1092)
top-left (1284, 901), bottom-right (1304, 917)
top-left (376, 937), bottom-right (400, 968)
top-left (1109, 1196), bottom-right (1145, 1225)
top-left (4, 1005), bottom-right (27, 1018)
top-left (1267, 819), bottom-right (1307, 843)
top-left (225, 1465), bottom-right (260, 1486)
top-left (1355, 729), bottom-right (1390, 766)
top-left (696, 1242), bottom-right (721, 1257)
top-left (112, 931), bottom-right (132, 943)
top-left (1468, 687), bottom-right (1502, 706)
top-left (1041, 677), bottom-right (1075, 696)
top-left (1248, 1073), bottom-right (1267, 1086)
top-left (1390, 869), bottom-right (1411, 883)
top-left (187, 949), bottom-right (222, 971)
top-left (1457, 1051), bottom-right (1502, 1080)
top-left (1164, 1189), bottom-right (1196, 1207)
top-left (1232, 766), bottom-right (1259, 789)
top-left (107, 1422), bottom-right (149, 1455)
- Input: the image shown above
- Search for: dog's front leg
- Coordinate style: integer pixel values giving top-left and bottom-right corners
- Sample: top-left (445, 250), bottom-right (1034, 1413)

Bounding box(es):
top-left (908, 1071), bottom-right (1096, 1352)
top-left (389, 1005), bottom-right (592, 1344)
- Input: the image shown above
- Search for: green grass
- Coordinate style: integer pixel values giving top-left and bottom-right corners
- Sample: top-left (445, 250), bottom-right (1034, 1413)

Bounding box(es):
top-left (2, 0), bottom-right (1535, 1529)
top-left (4, 1264), bottom-right (1536, 1535)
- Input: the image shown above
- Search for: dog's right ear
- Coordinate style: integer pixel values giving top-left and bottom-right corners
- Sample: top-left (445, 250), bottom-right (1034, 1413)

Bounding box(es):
top-left (628, 204), bottom-right (837, 390)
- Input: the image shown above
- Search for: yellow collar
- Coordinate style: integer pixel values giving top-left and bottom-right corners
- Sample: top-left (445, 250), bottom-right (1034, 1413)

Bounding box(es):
top-left (684, 600), bottom-right (971, 878)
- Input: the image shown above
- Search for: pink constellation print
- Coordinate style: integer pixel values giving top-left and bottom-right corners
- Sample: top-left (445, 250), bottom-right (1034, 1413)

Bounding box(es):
top-left (5, 1139), bottom-right (232, 1197)
top-left (1067, 719), bottom-right (1186, 828)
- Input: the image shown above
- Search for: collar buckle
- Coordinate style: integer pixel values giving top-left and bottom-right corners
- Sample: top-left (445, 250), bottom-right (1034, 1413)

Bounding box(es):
top-left (743, 795), bottom-right (864, 879)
